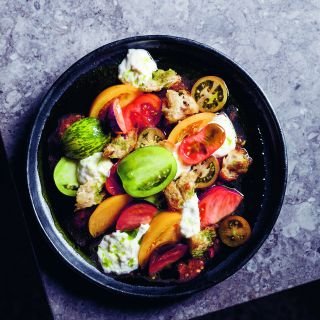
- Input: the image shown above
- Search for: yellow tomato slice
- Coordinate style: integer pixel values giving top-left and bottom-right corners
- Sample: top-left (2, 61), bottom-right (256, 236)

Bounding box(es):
top-left (167, 112), bottom-right (215, 144)
top-left (191, 76), bottom-right (228, 113)
top-left (89, 84), bottom-right (141, 117)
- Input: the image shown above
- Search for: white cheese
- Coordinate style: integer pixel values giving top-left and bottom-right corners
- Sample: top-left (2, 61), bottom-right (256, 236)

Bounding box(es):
top-left (208, 113), bottom-right (237, 158)
top-left (97, 224), bottom-right (149, 275)
top-left (118, 49), bottom-right (157, 88)
top-left (77, 152), bottom-right (113, 185)
top-left (172, 143), bottom-right (191, 179)
top-left (180, 194), bottom-right (201, 238)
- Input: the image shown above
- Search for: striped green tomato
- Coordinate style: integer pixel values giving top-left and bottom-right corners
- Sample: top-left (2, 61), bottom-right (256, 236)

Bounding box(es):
top-left (62, 117), bottom-right (110, 160)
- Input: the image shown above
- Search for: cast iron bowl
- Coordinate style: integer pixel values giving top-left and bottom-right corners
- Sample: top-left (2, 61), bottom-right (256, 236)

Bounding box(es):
top-left (27, 35), bottom-right (287, 297)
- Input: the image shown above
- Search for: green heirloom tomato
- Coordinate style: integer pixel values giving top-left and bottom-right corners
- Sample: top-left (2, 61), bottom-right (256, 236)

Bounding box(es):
top-left (117, 146), bottom-right (177, 197)
top-left (53, 157), bottom-right (79, 196)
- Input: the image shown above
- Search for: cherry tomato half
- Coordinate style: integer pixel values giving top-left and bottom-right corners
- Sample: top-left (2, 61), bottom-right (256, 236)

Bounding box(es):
top-left (116, 203), bottom-right (158, 231)
top-left (191, 76), bottom-right (228, 113)
top-left (192, 156), bottom-right (220, 189)
top-left (178, 123), bottom-right (226, 165)
top-left (218, 215), bottom-right (251, 247)
top-left (122, 94), bottom-right (162, 131)
top-left (135, 127), bottom-right (165, 149)
top-left (177, 258), bottom-right (205, 282)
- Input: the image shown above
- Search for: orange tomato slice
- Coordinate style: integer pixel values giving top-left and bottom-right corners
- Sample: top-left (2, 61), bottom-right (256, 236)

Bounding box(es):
top-left (167, 112), bottom-right (215, 144)
top-left (89, 84), bottom-right (141, 117)
top-left (88, 194), bottom-right (132, 238)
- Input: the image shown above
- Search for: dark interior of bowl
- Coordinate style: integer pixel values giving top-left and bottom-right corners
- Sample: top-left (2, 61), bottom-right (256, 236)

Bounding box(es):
top-left (28, 36), bottom-right (287, 297)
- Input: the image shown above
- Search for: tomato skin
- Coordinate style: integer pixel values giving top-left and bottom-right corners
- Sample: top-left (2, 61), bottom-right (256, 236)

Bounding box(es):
top-left (199, 186), bottom-right (243, 227)
top-left (178, 123), bottom-right (226, 165)
top-left (105, 162), bottom-right (125, 196)
top-left (148, 244), bottom-right (188, 275)
top-left (122, 94), bottom-right (162, 130)
top-left (116, 203), bottom-right (158, 231)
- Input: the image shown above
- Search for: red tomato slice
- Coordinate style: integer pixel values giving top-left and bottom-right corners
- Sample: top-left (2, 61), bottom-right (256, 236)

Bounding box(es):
top-left (199, 186), bottom-right (243, 227)
top-left (149, 244), bottom-right (188, 275)
top-left (122, 93), bottom-right (162, 130)
top-left (178, 123), bottom-right (225, 165)
top-left (105, 162), bottom-right (125, 196)
top-left (116, 203), bottom-right (158, 231)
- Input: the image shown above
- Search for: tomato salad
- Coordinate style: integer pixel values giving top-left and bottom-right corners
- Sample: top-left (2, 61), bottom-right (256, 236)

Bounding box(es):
top-left (50, 49), bottom-right (252, 282)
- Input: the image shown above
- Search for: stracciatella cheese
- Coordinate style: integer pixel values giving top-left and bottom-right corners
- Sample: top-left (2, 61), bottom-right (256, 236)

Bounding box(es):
top-left (77, 152), bottom-right (113, 185)
top-left (180, 193), bottom-right (201, 238)
top-left (97, 224), bottom-right (149, 275)
top-left (118, 49), bottom-right (157, 88)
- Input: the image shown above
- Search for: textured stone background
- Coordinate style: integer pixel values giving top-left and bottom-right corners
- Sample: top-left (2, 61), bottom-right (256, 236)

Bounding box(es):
top-left (1, 0), bottom-right (320, 319)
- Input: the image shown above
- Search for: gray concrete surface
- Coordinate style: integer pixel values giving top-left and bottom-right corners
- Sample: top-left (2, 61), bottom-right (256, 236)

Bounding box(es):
top-left (1, 0), bottom-right (320, 319)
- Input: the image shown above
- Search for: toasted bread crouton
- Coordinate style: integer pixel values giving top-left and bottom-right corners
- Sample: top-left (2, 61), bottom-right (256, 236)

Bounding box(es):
top-left (163, 181), bottom-right (184, 210)
top-left (164, 171), bottom-right (198, 210)
top-left (140, 69), bottom-right (182, 92)
top-left (103, 130), bottom-right (137, 159)
top-left (75, 181), bottom-right (105, 211)
top-left (219, 147), bottom-right (252, 181)
top-left (189, 226), bottom-right (216, 258)
top-left (163, 90), bottom-right (199, 123)
top-left (176, 170), bottom-right (198, 200)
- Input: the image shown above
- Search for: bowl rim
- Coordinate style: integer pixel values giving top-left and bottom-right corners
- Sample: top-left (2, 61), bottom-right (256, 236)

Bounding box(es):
top-left (26, 35), bottom-right (287, 298)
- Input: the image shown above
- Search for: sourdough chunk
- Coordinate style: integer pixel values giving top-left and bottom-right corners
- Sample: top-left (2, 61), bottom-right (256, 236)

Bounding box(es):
top-left (176, 170), bottom-right (198, 200)
top-left (163, 90), bottom-right (199, 123)
top-left (220, 147), bottom-right (252, 181)
top-left (164, 171), bottom-right (198, 210)
top-left (163, 181), bottom-right (184, 210)
top-left (75, 181), bottom-right (105, 210)
top-left (189, 226), bottom-right (216, 258)
top-left (103, 130), bottom-right (137, 159)
top-left (143, 69), bottom-right (181, 92)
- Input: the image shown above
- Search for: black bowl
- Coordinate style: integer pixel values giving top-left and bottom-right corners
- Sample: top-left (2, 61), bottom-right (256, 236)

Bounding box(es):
top-left (27, 35), bottom-right (287, 297)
